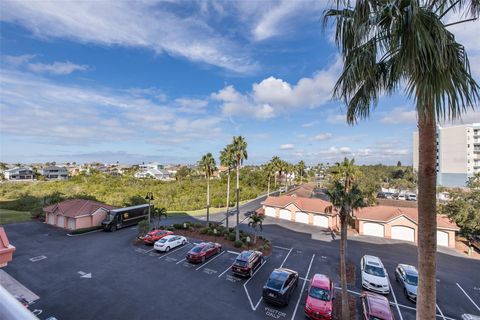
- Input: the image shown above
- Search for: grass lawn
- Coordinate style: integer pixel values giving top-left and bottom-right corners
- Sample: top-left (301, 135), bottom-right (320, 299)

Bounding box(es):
top-left (0, 208), bottom-right (32, 225)
top-left (167, 200), bottom-right (251, 218)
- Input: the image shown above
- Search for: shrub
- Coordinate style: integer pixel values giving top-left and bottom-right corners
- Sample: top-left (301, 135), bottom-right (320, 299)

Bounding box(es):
top-left (200, 227), bottom-right (209, 234)
top-left (172, 223), bottom-right (183, 229)
top-left (262, 242), bottom-right (271, 251)
top-left (228, 227), bottom-right (235, 233)
top-left (234, 240), bottom-right (243, 248)
top-left (165, 226), bottom-right (174, 231)
top-left (193, 223), bottom-right (203, 229)
top-left (228, 233), bottom-right (236, 241)
top-left (207, 229), bottom-right (215, 236)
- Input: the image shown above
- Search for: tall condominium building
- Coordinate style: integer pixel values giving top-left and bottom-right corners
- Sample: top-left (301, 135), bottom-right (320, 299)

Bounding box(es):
top-left (413, 123), bottom-right (480, 187)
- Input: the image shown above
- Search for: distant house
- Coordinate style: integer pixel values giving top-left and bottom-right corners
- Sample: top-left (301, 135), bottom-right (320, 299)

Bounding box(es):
top-left (41, 165), bottom-right (69, 180)
top-left (3, 167), bottom-right (34, 181)
top-left (43, 199), bottom-right (118, 230)
top-left (134, 162), bottom-right (173, 180)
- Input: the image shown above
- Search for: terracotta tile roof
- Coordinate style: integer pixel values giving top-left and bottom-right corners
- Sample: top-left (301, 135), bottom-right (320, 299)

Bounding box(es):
top-left (286, 183), bottom-right (315, 198)
top-left (262, 195), bottom-right (334, 214)
top-left (355, 205), bottom-right (458, 230)
top-left (43, 199), bottom-right (118, 218)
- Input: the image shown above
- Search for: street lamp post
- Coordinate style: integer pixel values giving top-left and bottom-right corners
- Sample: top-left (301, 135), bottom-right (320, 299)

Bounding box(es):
top-left (145, 192), bottom-right (154, 225)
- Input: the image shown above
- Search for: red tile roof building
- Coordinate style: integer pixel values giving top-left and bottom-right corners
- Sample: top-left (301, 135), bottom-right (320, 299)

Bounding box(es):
top-left (0, 227), bottom-right (15, 267)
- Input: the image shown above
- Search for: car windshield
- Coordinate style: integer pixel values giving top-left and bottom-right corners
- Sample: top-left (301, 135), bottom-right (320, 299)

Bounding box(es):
top-left (157, 238), bottom-right (168, 243)
top-left (234, 260), bottom-right (248, 267)
top-left (266, 278), bottom-right (284, 291)
top-left (156, 231), bottom-right (166, 236)
top-left (365, 265), bottom-right (385, 277)
top-left (405, 274), bottom-right (418, 286)
top-left (191, 246), bottom-right (203, 253)
top-left (309, 286), bottom-right (331, 301)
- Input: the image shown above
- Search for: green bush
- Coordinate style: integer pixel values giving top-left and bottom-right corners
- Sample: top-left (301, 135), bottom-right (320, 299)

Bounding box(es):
top-left (165, 226), bottom-right (174, 231)
top-left (234, 240), bottom-right (243, 248)
top-left (207, 229), bottom-right (215, 236)
top-left (173, 223), bottom-right (183, 229)
top-left (200, 227), bottom-right (209, 234)
top-left (193, 223), bottom-right (203, 229)
top-left (228, 233), bottom-right (236, 241)
top-left (228, 227), bottom-right (235, 233)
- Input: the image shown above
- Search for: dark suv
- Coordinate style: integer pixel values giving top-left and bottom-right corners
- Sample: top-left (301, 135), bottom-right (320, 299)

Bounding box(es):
top-left (231, 250), bottom-right (263, 277)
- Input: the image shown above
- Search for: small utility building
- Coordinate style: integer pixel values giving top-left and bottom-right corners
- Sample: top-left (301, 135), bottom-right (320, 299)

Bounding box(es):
top-left (44, 199), bottom-right (117, 230)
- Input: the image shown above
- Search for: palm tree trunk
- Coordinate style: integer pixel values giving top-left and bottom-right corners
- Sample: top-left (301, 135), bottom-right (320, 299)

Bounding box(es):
top-left (206, 175), bottom-right (210, 223)
top-left (235, 164), bottom-right (240, 241)
top-left (267, 175), bottom-right (271, 196)
top-left (416, 113), bottom-right (437, 320)
top-left (274, 174), bottom-right (277, 188)
top-left (339, 209), bottom-right (349, 320)
top-left (226, 169), bottom-right (230, 229)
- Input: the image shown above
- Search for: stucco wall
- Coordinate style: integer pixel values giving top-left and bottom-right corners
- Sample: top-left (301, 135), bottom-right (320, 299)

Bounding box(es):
top-left (265, 204), bottom-right (335, 229)
top-left (92, 209), bottom-right (107, 226)
top-left (76, 216), bottom-right (92, 229)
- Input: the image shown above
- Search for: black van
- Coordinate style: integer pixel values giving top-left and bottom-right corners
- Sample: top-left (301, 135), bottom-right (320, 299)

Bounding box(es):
top-left (102, 204), bottom-right (151, 231)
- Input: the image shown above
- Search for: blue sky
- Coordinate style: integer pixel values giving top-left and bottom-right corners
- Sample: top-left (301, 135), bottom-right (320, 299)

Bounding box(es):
top-left (1, 1), bottom-right (479, 165)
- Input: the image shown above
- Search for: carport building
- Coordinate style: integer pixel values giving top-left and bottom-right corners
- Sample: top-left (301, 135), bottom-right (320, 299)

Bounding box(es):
top-left (259, 195), bottom-right (337, 230)
top-left (43, 199), bottom-right (118, 230)
top-left (354, 205), bottom-right (458, 248)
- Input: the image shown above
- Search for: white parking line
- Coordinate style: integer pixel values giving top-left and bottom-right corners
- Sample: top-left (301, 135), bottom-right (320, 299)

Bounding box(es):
top-left (436, 304), bottom-right (446, 320)
top-left (176, 258), bottom-right (186, 265)
top-left (280, 248), bottom-right (293, 268)
top-left (196, 251), bottom-right (226, 271)
top-left (243, 256), bottom-right (270, 311)
top-left (218, 264), bottom-right (234, 278)
top-left (387, 274), bottom-right (403, 320)
top-left (158, 243), bottom-right (192, 260)
top-left (291, 254), bottom-right (315, 320)
top-left (227, 250), bottom-right (240, 255)
top-left (144, 248), bottom-right (155, 254)
top-left (273, 245), bottom-right (291, 251)
top-left (456, 282), bottom-right (480, 312)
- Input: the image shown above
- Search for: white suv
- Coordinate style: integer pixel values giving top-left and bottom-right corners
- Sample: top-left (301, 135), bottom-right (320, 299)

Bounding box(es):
top-left (361, 255), bottom-right (390, 294)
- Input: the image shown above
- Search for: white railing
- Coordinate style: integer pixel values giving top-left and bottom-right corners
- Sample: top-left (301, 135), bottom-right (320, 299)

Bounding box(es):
top-left (0, 285), bottom-right (38, 320)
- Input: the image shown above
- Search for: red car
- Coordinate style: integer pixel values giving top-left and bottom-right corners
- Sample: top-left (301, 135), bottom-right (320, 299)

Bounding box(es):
top-left (361, 291), bottom-right (395, 320)
top-left (143, 229), bottom-right (173, 245)
top-left (304, 274), bottom-right (334, 320)
top-left (186, 242), bottom-right (222, 263)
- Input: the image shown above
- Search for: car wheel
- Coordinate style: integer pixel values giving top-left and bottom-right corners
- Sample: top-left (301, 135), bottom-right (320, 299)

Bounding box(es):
top-left (201, 256), bottom-right (206, 263)
top-left (110, 224), bottom-right (116, 232)
top-left (217, 248), bottom-right (221, 254)
top-left (395, 274), bottom-right (399, 282)
top-left (182, 240), bottom-right (186, 245)
top-left (165, 246), bottom-right (170, 252)
top-left (404, 288), bottom-right (408, 298)
top-left (249, 269), bottom-right (253, 277)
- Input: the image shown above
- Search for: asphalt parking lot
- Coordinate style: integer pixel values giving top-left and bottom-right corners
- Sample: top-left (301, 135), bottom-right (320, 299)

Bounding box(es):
top-left (2, 220), bottom-right (480, 320)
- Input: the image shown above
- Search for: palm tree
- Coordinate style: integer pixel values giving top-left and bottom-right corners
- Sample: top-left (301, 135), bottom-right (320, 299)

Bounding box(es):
top-left (324, 2), bottom-right (479, 318)
top-left (247, 214), bottom-right (264, 245)
top-left (198, 153), bottom-right (217, 223)
top-left (231, 136), bottom-right (248, 241)
top-left (264, 162), bottom-right (275, 196)
top-left (220, 144), bottom-right (235, 229)
top-left (326, 180), bottom-right (364, 320)
top-left (297, 160), bottom-right (306, 184)
top-left (271, 156), bottom-right (281, 189)
top-left (153, 207), bottom-right (167, 228)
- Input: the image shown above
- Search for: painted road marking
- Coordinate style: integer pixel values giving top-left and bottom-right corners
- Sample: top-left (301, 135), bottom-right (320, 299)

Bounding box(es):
top-left (388, 273), bottom-right (403, 320)
top-left (29, 255), bottom-right (47, 262)
top-left (436, 304), bottom-right (446, 320)
top-left (280, 248), bottom-right (293, 268)
top-left (265, 307), bottom-right (286, 319)
top-left (227, 250), bottom-right (240, 255)
top-left (203, 268), bottom-right (217, 275)
top-left (165, 257), bottom-right (177, 263)
top-left (291, 254), bottom-right (315, 320)
top-left (176, 258), bottom-right (186, 265)
top-left (196, 251), bottom-right (226, 271)
top-left (218, 264), bottom-right (234, 278)
top-left (144, 248), bottom-right (155, 254)
top-left (243, 255), bottom-right (270, 311)
top-left (457, 282), bottom-right (480, 312)
top-left (158, 243), bottom-right (192, 260)
top-left (272, 245), bottom-right (291, 251)
top-left (77, 271), bottom-right (92, 279)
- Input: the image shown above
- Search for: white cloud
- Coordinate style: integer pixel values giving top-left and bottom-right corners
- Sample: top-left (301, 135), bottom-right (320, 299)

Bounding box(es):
top-left (280, 144), bottom-right (294, 150)
top-left (381, 107), bottom-right (416, 124)
top-left (440, 108), bottom-right (480, 126)
top-left (1, 1), bottom-right (257, 73)
top-left (313, 133), bottom-right (332, 141)
top-left (28, 61), bottom-right (89, 75)
top-left (0, 70), bottom-right (223, 145)
top-left (302, 121), bottom-right (318, 128)
top-left (213, 57), bottom-right (341, 119)
top-left (326, 114), bottom-right (346, 124)
top-left (175, 98), bottom-right (209, 114)
top-left (4, 54), bottom-right (36, 67)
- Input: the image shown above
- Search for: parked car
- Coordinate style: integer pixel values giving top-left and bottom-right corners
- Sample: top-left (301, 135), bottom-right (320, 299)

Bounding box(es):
top-left (143, 229), bottom-right (173, 245)
top-left (395, 264), bottom-right (418, 302)
top-left (377, 192), bottom-right (387, 199)
top-left (154, 235), bottom-right (187, 252)
top-left (391, 193), bottom-right (399, 199)
top-left (361, 255), bottom-right (390, 294)
top-left (361, 291), bottom-right (395, 320)
top-left (384, 192), bottom-right (394, 199)
top-left (397, 194), bottom-right (406, 201)
top-left (406, 194), bottom-right (417, 201)
top-left (186, 242), bottom-right (222, 263)
top-left (262, 268), bottom-right (299, 305)
top-left (304, 274), bottom-right (334, 320)
top-left (231, 250), bottom-right (263, 277)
